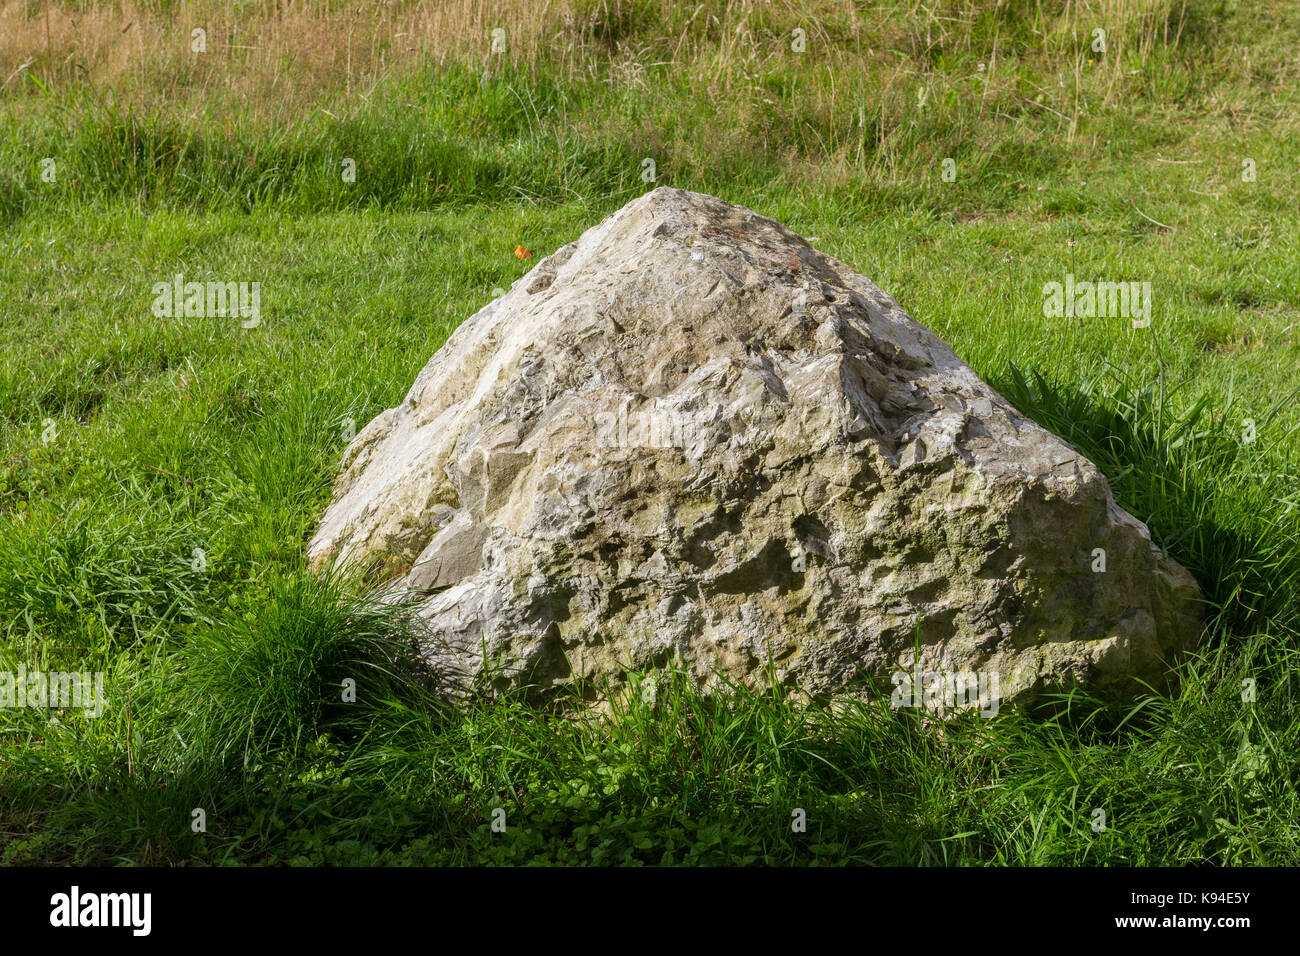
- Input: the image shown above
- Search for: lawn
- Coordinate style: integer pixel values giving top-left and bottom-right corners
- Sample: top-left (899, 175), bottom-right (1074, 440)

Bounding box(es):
top-left (1, 0), bottom-right (1297, 865)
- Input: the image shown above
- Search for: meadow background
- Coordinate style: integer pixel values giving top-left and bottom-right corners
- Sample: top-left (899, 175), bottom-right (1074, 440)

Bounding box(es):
top-left (1, 0), bottom-right (1298, 864)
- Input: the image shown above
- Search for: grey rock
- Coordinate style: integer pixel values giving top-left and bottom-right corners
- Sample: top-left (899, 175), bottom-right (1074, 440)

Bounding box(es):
top-left (308, 187), bottom-right (1202, 710)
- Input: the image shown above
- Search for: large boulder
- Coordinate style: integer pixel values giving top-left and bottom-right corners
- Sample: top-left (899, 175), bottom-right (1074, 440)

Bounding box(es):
top-left (309, 187), bottom-right (1201, 709)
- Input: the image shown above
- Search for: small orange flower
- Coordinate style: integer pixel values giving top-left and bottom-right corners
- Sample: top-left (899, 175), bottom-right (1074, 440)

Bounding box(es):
top-left (515, 244), bottom-right (533, 259)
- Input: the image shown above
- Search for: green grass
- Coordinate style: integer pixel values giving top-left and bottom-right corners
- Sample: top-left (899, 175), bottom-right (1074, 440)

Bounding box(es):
top-left (1, 0), bottom-right (1298, 865)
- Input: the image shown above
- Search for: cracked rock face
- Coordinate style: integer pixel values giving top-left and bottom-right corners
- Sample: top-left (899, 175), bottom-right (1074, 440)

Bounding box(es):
top-left (308, 187), bottom-right (1201, 707)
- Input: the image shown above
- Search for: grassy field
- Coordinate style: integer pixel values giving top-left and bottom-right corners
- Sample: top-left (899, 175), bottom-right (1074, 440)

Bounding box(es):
top-left (1, 0), bottom-right (1298, 865)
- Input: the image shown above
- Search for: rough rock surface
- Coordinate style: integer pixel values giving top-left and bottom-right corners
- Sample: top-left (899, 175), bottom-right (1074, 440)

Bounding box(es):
top-left (308, 187), bottom-right (1201, 707)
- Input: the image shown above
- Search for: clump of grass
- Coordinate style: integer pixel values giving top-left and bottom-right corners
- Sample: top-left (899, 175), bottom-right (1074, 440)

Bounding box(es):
top-left (0, 565), bottom-right (431, 864)
top-left (167, 568), bottom-right (416, 765)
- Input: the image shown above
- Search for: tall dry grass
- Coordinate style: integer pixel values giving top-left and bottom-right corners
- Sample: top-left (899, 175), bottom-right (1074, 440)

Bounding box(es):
top-left (1, 0), bottom-right (1215, 112)
top-left (0, 0), bottom-right (1280, 220)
